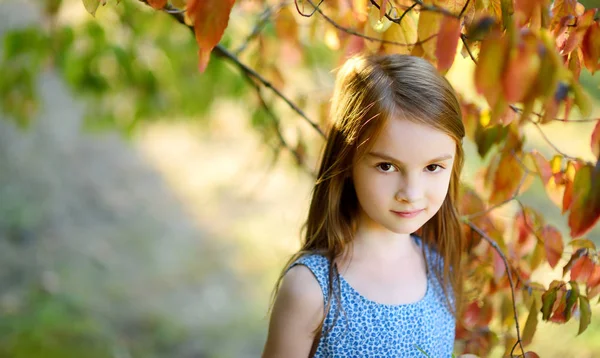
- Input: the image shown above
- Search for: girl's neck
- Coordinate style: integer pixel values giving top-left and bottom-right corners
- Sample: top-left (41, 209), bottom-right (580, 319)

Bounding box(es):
top-left (350, 225), bottom-right (418, 261)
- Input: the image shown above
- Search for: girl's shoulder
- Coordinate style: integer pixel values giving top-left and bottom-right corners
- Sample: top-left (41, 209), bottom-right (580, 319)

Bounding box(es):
top-left (287, 252), bottom-right (332, 301)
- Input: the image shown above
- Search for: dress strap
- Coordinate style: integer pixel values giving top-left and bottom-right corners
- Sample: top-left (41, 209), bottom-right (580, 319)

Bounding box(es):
top-left (288, 254), bottom-right (332, 304)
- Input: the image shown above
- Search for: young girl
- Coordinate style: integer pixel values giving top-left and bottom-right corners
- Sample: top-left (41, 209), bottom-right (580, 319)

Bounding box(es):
top-left (262, 54), bottom-right (465, 357)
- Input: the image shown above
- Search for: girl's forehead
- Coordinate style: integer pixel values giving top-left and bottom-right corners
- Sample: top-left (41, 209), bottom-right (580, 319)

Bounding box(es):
top-left (369, 118), bottom-right (456, 160)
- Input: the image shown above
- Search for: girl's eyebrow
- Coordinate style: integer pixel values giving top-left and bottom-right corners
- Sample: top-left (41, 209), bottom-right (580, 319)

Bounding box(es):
top-left (368, 151), bottom-right (454, 164)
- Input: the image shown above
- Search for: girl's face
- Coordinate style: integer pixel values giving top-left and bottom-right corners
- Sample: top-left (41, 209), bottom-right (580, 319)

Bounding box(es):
top-left (351, 117), bottom-right (456, 235)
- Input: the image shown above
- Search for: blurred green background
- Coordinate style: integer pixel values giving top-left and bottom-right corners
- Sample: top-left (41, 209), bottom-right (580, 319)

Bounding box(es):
top-left (0, 0), bottom-right (599, 357)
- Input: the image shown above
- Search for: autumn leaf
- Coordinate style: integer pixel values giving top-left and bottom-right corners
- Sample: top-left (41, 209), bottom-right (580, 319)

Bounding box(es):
top-left (436, 16), bottom-right (461, 72)
top-left (571, 254), bottom-right (594, 283)
top-left (563, 248), bottom-right (585, 277)
top-left (587, 266), bottom-right (600, 299)
top-left (147, 0), bottom-right (167, 9)
top-left (578, 295), bottom-right (591, 335)
top-left (489, 151), bottom-right (525, 205)
top-left (551, 0), bottom-right (582, 27)
top-left (502, 32), bottom-right (541, 102)
top-left (529, 150), bottom-right (552, 184)
top-left (368, 4), bottom-right (393, 33)
top-left (475, 30), bottom-right (508, 107)
top-left (417, 0), bottom-right (443, 61)
top-left (541, 225), bottom-right (563, 269)
top-left (568, 162), bottom-right (600, 237)
top-left (569, 238), bottom-right (596, 251)
top-left (541, 286), bottom-right (558, 320)
top-left (591, 119), bottom-right (600, 160)
top-left (82, 0), bottom-right (100, 16)
top-left (382, 10), bottom-right (418, 55)
top-left (187, 0), bottom-right (236, 72)
top-left (581, 22), bottom-right (600, 73)
top-left (521, 300), bottom-right (539, 346)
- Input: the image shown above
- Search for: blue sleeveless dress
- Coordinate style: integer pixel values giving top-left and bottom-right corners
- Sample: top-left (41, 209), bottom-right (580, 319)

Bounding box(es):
top-left (289, 236), bottom-right (455, 357)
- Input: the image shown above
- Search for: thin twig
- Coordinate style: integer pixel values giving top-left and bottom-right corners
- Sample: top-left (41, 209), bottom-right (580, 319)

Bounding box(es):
top-left (242, 73), bottom-right (315, 175)
top-left (466, 220), bottom-right (526, 357)
top-left (368, 0), bottom-right (418, 24)
top-left (464, 173), bottom-right (528, 220)
top-left (213, 45), bottom-right (325, 137)
top-left (308, 0), bottom-right (438, 48)
top-left (460, 34), bottom-right (477, 64)
top-left (295, 0), bottom-right (324, 17)
top-left (530, 121), bottom-right (578, 161)
top-left (235, 1), bottom-right (290, 55)
top-left (459, 0), bottom-right (471, 17)
top-left (139, 0), bottom-right (326, 138)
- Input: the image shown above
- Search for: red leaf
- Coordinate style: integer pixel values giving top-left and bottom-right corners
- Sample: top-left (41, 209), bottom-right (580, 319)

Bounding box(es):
top-left (568, 162), bottom-right (600, 237)
top-left (436, 16), bottom-right (461, 72)
top-left (541, 225), bottom-right (564, 268)
top-left (591, 119), bottom-right (600, 159)
top-left (502, 33), bottom-right (541, 102)
top-left (489, 151), bottom-right (525, 205)
top-left (187, 0), bottom-right (237, 72)
top-left (475, 30), bottom-right (508, 107)
top-left (147, 0), bottom-right (167, 9)
top-left (571, 255), bottom-right (594, 283)
top-left (563, 248), bottom-right (586, 277)
top-left (582, 22), bottom-right (600, 73)
top-left (587, 265), bottom-right (600, 295)
top-left (530, 150), bottom-right (552, 184)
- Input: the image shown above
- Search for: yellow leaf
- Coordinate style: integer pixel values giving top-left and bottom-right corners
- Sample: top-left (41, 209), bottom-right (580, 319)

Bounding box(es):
top-left (82, 0), bottom-right (100, 16)
top-left (522, 299), bottom-right (539, 346)
top-left (368, 4), bottom-right (393, 33)
top-left (382, 9), bottom-right (418, 54)
top-left (417, 0), bottom-right (443, 61)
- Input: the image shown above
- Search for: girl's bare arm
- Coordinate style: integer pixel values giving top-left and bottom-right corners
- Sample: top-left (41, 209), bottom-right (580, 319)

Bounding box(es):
top-left (262, 265), bottom-right (324, 358)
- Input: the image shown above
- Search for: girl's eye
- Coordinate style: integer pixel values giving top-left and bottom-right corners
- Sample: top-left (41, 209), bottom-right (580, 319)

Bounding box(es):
top-left (376, 163), bottom-right (396, 173)
top-left (425, 164), bottom-right (444, 173)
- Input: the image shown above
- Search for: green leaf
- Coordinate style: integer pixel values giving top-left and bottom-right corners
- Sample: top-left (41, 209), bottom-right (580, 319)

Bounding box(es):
top-left (578, 295), bottom-right (591, 335)
top-left (541, 288), bottom-right (557, 320)
top-left (564, 288), bottom-right (579, 322)
top-left (82, 0), bottom-right (100, 16)
top-left (522, 300), bottom-right (539, 346)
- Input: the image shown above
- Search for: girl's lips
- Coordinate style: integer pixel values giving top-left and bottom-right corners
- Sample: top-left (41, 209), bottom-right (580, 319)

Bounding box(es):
top-left (391, 209), bottom-right (424, 218)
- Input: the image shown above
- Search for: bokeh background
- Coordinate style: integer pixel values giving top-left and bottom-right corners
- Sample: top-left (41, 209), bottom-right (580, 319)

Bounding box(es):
top-left (1, 0), bottom-right (599, 357)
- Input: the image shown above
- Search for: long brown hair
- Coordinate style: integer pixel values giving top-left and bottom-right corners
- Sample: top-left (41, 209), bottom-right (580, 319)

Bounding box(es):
top-left (272, 54), bottom-right (465, 353)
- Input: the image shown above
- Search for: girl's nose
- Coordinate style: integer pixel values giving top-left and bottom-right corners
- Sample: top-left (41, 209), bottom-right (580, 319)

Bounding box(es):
top-left (395, 174), bottom-right (423, 204)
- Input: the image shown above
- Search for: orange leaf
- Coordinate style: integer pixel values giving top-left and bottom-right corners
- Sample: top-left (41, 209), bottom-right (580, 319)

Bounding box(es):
top-left (541, 225), bottom-right (564, 269)
top-left (530, 150), bottom-right (552, 184)
top-left (587, 265), bottom-right (600, 296)
top-left (489, 151), bottom-right (525, 205)
top-left (582, 22), bottom-right (600, 73)
top-left (568, 162), bottom-right (600, 237)
top-left (502, 33), bottom-right (541, 102)
top-left (475, 30), bottom-right (508, 107)
top-left (551, 0), bottom-right (580, 26)
top-left (591, 119), bottom-right (600, 160)
top-left (417, 0), bottom-right (443, 61)
top-left (147, 0), bottom-right (167, 9)
top-left (571, 255), bottom-right (594, 283)
top-left (563, 248), bottom-right (585, 277)
top-left (436, 16), bottom-right (461, 72)
top-left (187, 0), bottom-right (236, 72)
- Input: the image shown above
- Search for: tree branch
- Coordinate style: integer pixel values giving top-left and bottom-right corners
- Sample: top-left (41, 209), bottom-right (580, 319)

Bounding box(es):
top-left (466, 220), bottom-right (526, 357)
top-left (138, 0), bottom-right (326, 138)
top-left (304, 0), bottom-right (438, 47)
top-left (234, 1), bottom-right (290, 56)
top-left (242, 73), bottom-right (316, 176)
